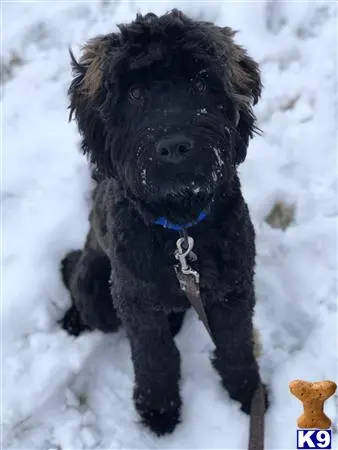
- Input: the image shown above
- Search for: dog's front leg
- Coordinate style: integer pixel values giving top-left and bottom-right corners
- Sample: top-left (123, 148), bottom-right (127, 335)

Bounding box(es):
top-left (207, 294), bottom-right (267, 414)
top-left (123, 309), bottom-right (181, 436)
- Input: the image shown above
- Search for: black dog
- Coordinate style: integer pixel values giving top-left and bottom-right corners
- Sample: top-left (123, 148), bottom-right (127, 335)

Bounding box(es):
top-left (61, 10), bottom-right (267, 436)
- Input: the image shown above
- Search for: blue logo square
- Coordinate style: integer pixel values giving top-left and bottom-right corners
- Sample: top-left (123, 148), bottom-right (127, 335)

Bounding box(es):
top-left (297, 429), bottom-right (332, 449)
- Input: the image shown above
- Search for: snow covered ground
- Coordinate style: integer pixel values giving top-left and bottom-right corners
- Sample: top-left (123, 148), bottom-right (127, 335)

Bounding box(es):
top-left (1, 1), bottom-right (337, 449)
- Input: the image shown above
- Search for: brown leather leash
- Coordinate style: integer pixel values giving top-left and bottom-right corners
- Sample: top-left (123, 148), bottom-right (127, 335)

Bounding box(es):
top-left (174, 230), bottom-right (265, 450)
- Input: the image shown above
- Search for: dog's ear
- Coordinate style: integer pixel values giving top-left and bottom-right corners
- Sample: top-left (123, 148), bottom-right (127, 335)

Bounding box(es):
top-left (226, 27), bottom-right (262, 107)
top-left (68, 36), bottom-right (114, 176)
top-left (218, 27), bottom-right (262, 164)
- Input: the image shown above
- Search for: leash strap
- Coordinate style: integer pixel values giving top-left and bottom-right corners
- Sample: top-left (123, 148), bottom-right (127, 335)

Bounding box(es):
top-left (174, 231), bottom-right (265, 450)
top-left (175, 270), bottom-right (214, 340)
top-left (248, 382), bottom-right (266, 450)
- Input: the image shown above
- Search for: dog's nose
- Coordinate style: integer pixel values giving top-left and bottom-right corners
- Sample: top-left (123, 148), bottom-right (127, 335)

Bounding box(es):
top-left (156, 135), bottom-right (193, 163)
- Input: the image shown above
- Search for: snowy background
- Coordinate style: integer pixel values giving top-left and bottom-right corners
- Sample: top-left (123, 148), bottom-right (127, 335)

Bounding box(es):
top-left (1, 1), bottom-right (337, 449)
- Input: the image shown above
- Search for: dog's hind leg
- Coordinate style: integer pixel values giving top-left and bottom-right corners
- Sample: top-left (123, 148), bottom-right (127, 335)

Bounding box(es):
top-left (61, 249), bottom-right (82, 289)
top-left (60, 250), bottom-right (90, 336)
top-left (61, 302), bottom-right (90, 336)
top-left (60, 237), bottom-right (121, 335)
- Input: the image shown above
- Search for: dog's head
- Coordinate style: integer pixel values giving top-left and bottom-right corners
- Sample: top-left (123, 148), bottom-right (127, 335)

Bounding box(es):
top-left (69, 10), bottom-right (261, 222)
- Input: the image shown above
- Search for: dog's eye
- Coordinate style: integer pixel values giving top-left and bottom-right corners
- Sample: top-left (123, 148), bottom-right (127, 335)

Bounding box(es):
top-left (194, 80), bottom-right (207, 94)
top-left (129, 86), bottom-right (144, 103)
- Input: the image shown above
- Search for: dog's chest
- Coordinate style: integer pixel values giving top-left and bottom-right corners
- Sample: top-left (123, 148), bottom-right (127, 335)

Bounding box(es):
top-left (149, 233), bottom-right (223, 308)
top-left (110, 218), bottom-right (227, 311)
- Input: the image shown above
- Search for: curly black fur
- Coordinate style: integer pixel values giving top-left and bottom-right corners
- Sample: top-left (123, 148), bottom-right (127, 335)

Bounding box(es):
top-left (61, 10), bottom-right (267, 435)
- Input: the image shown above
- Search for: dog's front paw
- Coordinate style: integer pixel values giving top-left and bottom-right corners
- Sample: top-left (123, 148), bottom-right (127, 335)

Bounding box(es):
top-left (134, 390), bottom-right (181, 436)
top-left (139, 406), bottom-right (181, 436)
top-left (237, 381), bottom-right (269, 415)
top-left (213, 357), bottom-right (269, 415)
top-left (222, 372), bottom-right (269, 414)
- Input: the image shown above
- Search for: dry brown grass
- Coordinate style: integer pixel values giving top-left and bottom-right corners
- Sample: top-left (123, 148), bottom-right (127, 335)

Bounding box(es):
top-left (265, 200), bottom-right (295, 231)
top-left (1, 51), bottom-right (25, 85)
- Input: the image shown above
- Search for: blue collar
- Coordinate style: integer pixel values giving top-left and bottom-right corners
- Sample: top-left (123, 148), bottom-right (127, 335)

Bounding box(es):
top-left (153, 210), bottom-right (208, 231)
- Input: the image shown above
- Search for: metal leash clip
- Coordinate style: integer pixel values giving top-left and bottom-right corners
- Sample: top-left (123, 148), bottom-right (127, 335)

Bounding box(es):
top-left (174, 235), bottom-right (200, 284)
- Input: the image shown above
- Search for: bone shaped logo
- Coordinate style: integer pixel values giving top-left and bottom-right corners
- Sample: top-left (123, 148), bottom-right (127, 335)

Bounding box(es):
top-left (289, 380), bottom-right (337, 429)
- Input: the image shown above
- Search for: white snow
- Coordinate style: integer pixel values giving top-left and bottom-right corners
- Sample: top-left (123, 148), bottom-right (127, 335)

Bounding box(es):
top-left (2, 1), bottom-right (337, 449)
